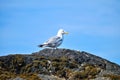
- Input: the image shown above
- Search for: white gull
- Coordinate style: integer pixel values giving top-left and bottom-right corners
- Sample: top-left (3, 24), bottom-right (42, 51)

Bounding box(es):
top-left (38, 29), bottom-right (68, 48)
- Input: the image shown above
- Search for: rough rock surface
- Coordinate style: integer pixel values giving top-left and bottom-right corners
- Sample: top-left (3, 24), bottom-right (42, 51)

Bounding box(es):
top-left (0, 48), bottom-right (120, 80)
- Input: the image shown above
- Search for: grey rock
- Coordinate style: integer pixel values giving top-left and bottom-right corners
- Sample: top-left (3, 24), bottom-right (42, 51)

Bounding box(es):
top-left (9, 77), bottom-right (25, 80)
top-left (37, 74), bottom-right (65, 80)
top-left (33, 48), bottom-right (120, 75)
top-left (0, 48), bottom-right (120, 80)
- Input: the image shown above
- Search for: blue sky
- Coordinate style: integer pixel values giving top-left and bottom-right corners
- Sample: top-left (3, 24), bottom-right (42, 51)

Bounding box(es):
top-left (0, 0), bottom-right (120, 64)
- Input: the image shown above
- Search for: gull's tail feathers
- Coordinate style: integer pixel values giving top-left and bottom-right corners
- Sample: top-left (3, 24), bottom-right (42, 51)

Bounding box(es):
top-left (38, 44), bottom-right (44, 47)
top-left (38, 44), bottom-right (48, 48)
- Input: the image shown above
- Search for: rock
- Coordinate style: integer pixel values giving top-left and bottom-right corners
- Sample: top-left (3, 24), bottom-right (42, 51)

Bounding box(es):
top-left (37, 74), bottom-right (65, 80)
top-left (92, 77), bottom-right (110, 80)
top-left (33, 48), bottom-right (120, 75)
top-left (9, 77), bottom-right (25, 80)
top-left (0, 48), bottom-right (120, 80)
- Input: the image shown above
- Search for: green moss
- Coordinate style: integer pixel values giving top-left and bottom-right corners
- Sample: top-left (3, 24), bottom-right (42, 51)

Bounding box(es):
top-left (21, 59), bottom-right (50, 74)
top-left (60, 56), bottom-right (68, 62)
top-left (0, 69), bottom-right (16, 80)
top-left (104, 74), bottom-right (120, 80)
top-left (68, 62), bottom-right (78, 69)
top-left (0, 68), bottom-right (42, 80)
top-left (0, 61), bottom-right (3, 67)
top-left (9, 55), bottom-right (25, 74)
top-left (54, 68), bottom-right (73, 79)
top-left (71, 71), bottom-right (87, 79)
top-left (19, 73), bottom-right (42, 80)
top-left (70, 64), bottom-right (101, 79)
top-left (0, 55), bottom-right (105, 80)
top-left (50, 57), bottom-right (79, 79)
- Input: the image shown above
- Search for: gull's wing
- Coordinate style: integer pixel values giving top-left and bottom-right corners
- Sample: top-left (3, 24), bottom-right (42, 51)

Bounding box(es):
top-left (44, 36), bottom-right (62, 44)
top-left (44, 36), bottom-right (63, 47)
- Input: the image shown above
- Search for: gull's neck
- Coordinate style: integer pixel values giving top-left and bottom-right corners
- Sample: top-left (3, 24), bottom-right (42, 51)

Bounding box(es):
top-left (57, 33), bottom-right (63, 38)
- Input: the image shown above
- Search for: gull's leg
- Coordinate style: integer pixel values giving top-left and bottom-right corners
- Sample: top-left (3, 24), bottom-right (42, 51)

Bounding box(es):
top-left (56, 47), bottom-right (58, 50)
top-left (51, 48), bottom-right (55, 53)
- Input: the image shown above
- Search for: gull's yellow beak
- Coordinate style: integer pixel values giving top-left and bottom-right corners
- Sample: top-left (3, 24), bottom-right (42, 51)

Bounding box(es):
top-left (64, 32), bottom-right (69, 34)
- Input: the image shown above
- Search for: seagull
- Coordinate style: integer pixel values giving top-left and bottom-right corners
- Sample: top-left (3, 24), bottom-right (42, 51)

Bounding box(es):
top-left (38, 29), bottom-right (68, 48)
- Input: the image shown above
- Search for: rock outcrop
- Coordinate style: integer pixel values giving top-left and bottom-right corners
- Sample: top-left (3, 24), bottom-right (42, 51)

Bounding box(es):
top-left (0, 48), bottom-right (120, 80)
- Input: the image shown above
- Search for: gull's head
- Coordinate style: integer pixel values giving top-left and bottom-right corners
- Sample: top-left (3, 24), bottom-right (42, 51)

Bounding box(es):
top-left (57, 29), bottom-right (68, 36)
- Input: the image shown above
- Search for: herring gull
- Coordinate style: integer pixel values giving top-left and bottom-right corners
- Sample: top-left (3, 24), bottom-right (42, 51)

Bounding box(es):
top-left (38, 29), bottom-right (68, 48)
